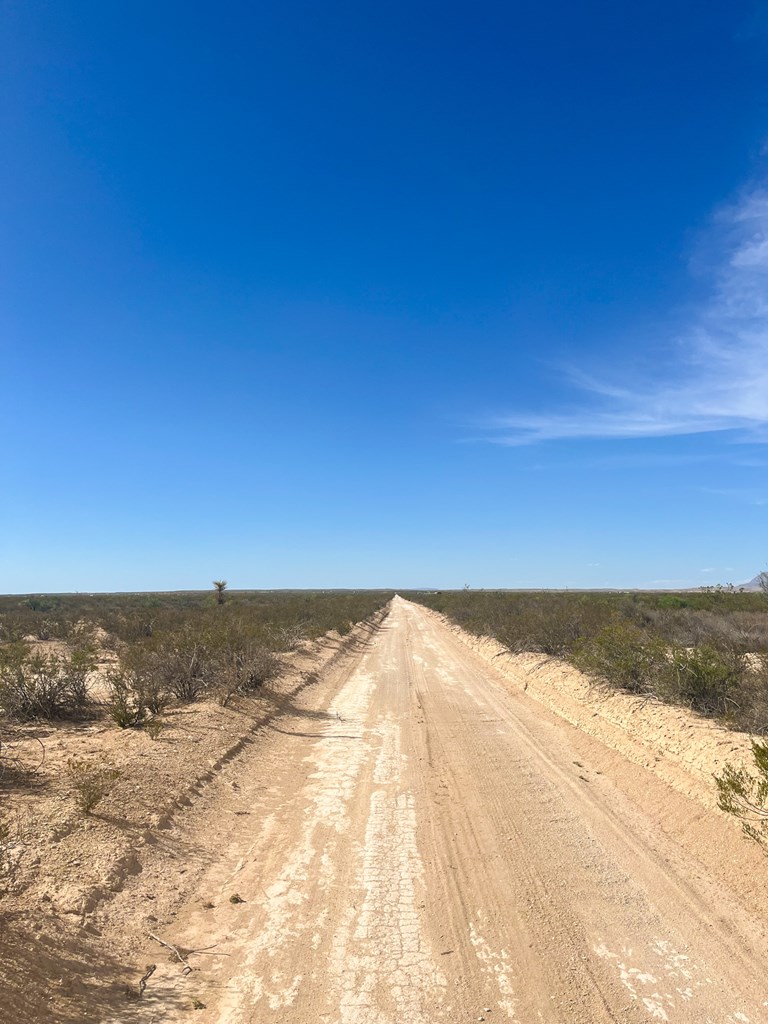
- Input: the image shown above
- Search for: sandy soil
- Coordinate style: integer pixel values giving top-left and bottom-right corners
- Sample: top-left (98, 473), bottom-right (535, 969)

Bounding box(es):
top-left (0, 614), bottom-right (385, 1023)
top-left (3, 597), bottom-right (767, 1023)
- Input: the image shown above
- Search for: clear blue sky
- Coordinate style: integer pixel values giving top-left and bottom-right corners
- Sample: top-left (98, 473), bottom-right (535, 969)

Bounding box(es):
top-left (3, 1), bottom-right (768, 592)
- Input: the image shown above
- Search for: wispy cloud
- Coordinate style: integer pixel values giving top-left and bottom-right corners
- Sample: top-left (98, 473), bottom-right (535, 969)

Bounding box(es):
top-left (487, 188), bottom-right (768, 445)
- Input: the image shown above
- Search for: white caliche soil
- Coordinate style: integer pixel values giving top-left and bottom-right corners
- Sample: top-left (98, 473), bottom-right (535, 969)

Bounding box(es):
top-left (3, 597), bottom-right (768, 1024)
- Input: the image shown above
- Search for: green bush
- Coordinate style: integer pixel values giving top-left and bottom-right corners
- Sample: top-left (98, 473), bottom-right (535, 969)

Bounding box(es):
top-left (722, 660), bottom-right (768, 734)
top-left (572, 631), bottom-right (745, 716)
top-left (571, 623), bottom-right (669, 695)
top-left (715, 740), bottom-right (768, 848)
top-left (658, 644), bottom-right (745, 717)
top-left (118, 646), bottom-right (168, 714)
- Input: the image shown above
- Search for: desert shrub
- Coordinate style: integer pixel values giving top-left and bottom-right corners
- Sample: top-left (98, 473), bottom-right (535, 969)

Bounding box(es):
top-left (213, 644), bottom-right (280, 706)
top-left (234, 645), bottom-right (280, 692)
top-left (106, 670), bottom-right (147, 728)
top-left (151, 631), bottom-right (208, 703)
top-left (0, 646), bottom-right (95, 720)
top-left (720, 659), bottom-right (768, 734)
top-left (656, 595), bottom-right (689, 609)
top-left (67, 756), bottom-right (121, 814)
top-left (61, 647), bottom-right (96, 709)
top-left (0, 617), bottom-right (28, 643)
top-left (0, 589), bottom-right (393, 646)
top-left (570, 623), bottom-right (669, 695)
top-left (144, 718), bottom-right (164, 740)
top-left (715, 740), bottom-right (768, 849)
top-left (35, 619), bottom-right (58, 641)
top-left (524, 597), bottom-right (614, 655)
top-left (574, 629), bottom-right (747, 716)
top-left (213, 668), bottom-right (241, 708)
top-left (1, 650), bottom-right (68, 719)
top-left (140, 673), bottom-right (168, 716)
top-left (117, 617), bottom-right (287, 710)
top-left (276, 624), bottom-right (306, 650)
top-left (118, 646), bottom-right (168, 715)
top-left (0, 641), bottom-right (30, 672)
top-left (642, 608), bottom-right (766, 654)
top-left (110, 612), bottom-right (157, 643)
top-left (728, 612), bottom-right (768, 654)
top-left (657, 644), bottom-right (746, 717)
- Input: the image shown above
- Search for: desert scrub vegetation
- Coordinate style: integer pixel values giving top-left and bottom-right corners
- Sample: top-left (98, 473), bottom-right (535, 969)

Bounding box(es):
top-left (0, 643), bottom-right (97, 720)
top-left (572, 628), bottom-right (753, 718)
top-left (111, 616), bottom-right (294, 712)
top-left (715, 740), bottom-right (768, 850)
top-left (106, 668), bottom-right (150, 728)
top-left (0, 590), bottom-right (393, 727)
top-left (0, 589), bottom-right (392, 831)
top-left (0, 589), bottom-right (392, 649)
top-left (66, 756), bottom-right (122, 814)
top-left (407, 589), bottom-right (768, 732)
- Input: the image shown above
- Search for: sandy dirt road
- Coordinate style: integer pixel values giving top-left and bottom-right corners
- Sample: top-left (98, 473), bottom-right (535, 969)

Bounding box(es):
top-left (133, 597), bottom-right (767, 1024)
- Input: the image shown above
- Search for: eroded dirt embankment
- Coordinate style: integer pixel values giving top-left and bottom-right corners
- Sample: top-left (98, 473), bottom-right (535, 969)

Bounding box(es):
top-left (428, 609), bottom-right (758, 813)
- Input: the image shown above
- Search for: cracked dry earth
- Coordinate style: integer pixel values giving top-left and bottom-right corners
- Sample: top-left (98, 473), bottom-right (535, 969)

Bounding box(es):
top-left (114, 597), bottom-right (768, 1024)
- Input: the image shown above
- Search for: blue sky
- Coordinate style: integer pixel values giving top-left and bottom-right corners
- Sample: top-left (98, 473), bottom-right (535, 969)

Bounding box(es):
top-left (2, 0), bottom-right (768, 591)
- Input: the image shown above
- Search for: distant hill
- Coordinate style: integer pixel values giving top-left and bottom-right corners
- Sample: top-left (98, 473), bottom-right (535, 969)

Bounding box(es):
top-left (741, 573), bottom-right (768, 592)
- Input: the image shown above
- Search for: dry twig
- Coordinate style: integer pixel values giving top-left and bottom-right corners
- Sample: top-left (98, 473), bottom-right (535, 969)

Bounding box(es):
top-left (147, 932), bottom-right (193, 975)
top-left (147, 932), bottom-right (230, 976)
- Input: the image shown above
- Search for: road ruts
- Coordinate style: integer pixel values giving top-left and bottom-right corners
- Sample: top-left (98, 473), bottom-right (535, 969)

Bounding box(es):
top-left (137, 597), bottom-right (768, 1024)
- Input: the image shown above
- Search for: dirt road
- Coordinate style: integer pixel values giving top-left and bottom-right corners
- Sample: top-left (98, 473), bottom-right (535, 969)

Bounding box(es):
top-left (130, 597), bottom-right (767, 1023)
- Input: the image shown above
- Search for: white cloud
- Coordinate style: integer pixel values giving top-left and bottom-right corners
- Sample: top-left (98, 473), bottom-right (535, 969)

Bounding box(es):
top-left (487, 188), bottom-right (768, 445)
